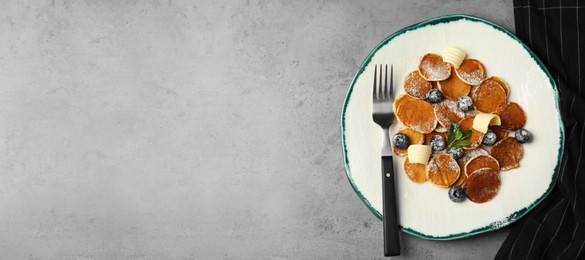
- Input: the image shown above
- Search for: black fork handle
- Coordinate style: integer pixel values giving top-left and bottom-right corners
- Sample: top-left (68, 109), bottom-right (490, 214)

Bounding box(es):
top-left (382, 155), bottom-right (400, 256)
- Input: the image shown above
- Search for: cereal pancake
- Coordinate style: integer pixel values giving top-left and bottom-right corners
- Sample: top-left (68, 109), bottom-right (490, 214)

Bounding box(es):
top-left (392, 127), bottom-right (424, 156)
top-left (496, 102), bottom-right (527, 131)
top-left (396, 98), bottom-right (437, 134)
top-left (426, 154), bottom-right (461, 187)
top-left (471, 79), bottom-right (507, 113)
top-left (488, 76), bottom-right (510, 97)
top-left (437, 66), bottom-right (471, 100)
top-left (465, 154), bottom-right (500, 175)
top-left (393, 94), bottom-right (416, 112)
top-left (490, 137), bottom-right (523, 171)
top-left (455, 59), bottom-right (486, 85)
top-left (418, 53), bottom-right (451, 81)
top-left (403, 157), bottom-right (427, 183)
top-left (464, 168), bottom-right (501, 203)
top-left (404, 71), bottom-right (432, 99)
top-left (458, 117), bottom-right (485, 150)
top-left (434, 100), bottom-right (465, 129)
top-left (457, 148), bottom-right (489, 169)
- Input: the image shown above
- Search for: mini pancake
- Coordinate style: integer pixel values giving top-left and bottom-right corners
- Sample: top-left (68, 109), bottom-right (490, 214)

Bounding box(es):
top-left (452, 171), bottom-right (468, 187)
top-left (489, 125), bottom-right (510, 141)
top-left (488, 76), bottom-right (510, 97)
top-left (435, 124), bottom-right (448, 133)
top-left (465, 154), bottom-right (500, 175)
top-left (393, 94), bottom-right (416, 112)
top-left (403, 157), bottom-right (427, 183)
top-left (418, 53), bottom-right (451, 81)
top-left (396, 98), bottom-right (437, 134)
top-left (457, 148), bottom-right (489, 169)
top-left (455, 59), bottom-right (486, 85)
top-left (426, 154), bottom-right (461, 187)
top-left (464, 168), bottom-right (501, 203)
top-left (471, 79), bottom-right (507, 113)
top-left (458, 117), bottom-right (485, 150)
top-left (437, 66), bottom-right (471, 100)
top-left (392, 127), bottom-right (425, 156)
top-left (404, 71), bottom-right (432, 99)
top-left (490, 137), bottom-right (523, 171)
top-left (424, 131), bottom-right (448, 145)
top-left (496, 102), bottom-right (527, 131)
top-left (434, 100), bottom-right (465, 129)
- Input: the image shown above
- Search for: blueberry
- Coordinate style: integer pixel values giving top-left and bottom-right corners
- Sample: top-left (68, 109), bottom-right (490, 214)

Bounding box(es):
top-left (457, 96), bottom-right (473, 112)
top-left (448, 186), bottom-right (466, 202)
top-left (515, 129), bottom-right (532, 143)
top-left (448, 147), bottom-right (464, 160)
top-left (393, 133), bottom-right (409, 149)
top-left (430, 135), bottom-right (446, 151)
top-left (482, 130), bottom-right (497, 146)
top-left (427, 89), bottom-right (443, 104)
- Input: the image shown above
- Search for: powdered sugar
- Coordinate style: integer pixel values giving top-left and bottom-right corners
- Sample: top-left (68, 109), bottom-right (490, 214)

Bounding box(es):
top-left (426, 154), bottom-right (461, 186)
top-left (457, 148), bottom-right (489, 168)
top-left (419, 54), bottom-right (451, 81)
top-left (435, 124), bottom-right (448, 133)
top-left (427, 154), bottom-right (461, 174)
top-left (404, 71), bottom-right (432, 99)
top-left (457, 69), bottom-right (484, 85)
top-left (456, 59), bottom-right (486, 85)
top-left (434, 99), bottom-right (465, 128)
top-left (406, 119), bottom-right (437, 134)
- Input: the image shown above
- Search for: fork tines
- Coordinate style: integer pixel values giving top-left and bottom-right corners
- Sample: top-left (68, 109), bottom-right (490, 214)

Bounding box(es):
top-left (373, 64), bottom-right (393, 101)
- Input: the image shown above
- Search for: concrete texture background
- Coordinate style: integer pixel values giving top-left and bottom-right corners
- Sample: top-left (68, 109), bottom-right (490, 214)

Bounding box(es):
top-left (0, 0), bottom-right (514, 259)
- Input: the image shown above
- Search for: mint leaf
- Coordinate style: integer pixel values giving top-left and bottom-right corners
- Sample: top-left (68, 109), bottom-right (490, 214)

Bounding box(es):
top-left (451, 140), bottom-right (471, 148)
top-left (461, 130), bottom-right (472, 139)
top-left (455, 131), bottom-right (463, 140)
top-left (447, 122), bottom-right (472, 148)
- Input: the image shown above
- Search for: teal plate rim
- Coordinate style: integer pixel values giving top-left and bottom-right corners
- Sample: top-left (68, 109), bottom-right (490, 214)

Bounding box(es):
top-left (340, 14), bottom-right (565, 241)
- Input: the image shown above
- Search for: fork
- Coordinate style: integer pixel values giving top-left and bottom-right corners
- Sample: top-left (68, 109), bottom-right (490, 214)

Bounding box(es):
top-left (372, 64), bottom-right (400, 257)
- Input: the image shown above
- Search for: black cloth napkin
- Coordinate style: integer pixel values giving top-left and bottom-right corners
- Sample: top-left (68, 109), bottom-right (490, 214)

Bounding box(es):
top-left (496, 0), bottom-right (585, 259)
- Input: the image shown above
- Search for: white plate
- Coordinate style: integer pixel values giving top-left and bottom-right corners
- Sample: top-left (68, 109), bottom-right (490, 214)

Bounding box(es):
top-left (341, 15), bottom-right (564, 240)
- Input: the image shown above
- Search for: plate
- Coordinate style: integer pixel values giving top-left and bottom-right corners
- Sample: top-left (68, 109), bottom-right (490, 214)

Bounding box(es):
top-left (341, 15), bottom-right (564, 240)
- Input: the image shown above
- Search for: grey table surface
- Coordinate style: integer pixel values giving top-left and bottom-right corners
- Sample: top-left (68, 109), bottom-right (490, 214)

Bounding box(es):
top-left (0, 0), bottom-right (515, 259)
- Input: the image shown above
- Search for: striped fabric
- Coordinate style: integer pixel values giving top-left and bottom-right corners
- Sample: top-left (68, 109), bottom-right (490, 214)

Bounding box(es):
top-left (496, 0), bottom-right (585, 259)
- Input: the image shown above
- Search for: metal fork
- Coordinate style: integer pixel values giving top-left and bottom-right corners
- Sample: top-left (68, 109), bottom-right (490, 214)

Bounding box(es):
top-left (372, 64), bottom-right (400, 257)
